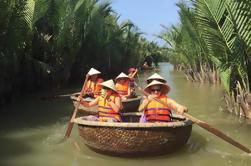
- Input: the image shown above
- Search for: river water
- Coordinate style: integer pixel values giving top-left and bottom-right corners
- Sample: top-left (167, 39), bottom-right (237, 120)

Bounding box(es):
top-left (0, 62), bottom-right (251, 166)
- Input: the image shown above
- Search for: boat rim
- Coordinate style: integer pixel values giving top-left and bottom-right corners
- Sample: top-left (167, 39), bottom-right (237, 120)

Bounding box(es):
top-left (122, 96), bottom-right (142, 102)
top-left (71, 95), bottom-right (142, 102)
top-left (74, 114), bottom-right (192, 128)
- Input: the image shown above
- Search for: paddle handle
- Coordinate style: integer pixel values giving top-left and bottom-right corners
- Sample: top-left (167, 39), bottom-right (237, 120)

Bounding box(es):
top-left (136, 84), bottom-right (251, 154)
top-left (41, 92), bottom-right (80, 100)
top-left (64, 74), bottom-right (89, 139)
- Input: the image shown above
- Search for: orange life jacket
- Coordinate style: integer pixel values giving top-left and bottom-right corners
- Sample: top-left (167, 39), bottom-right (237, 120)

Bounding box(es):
top-left (145, 95), bottom-right (171, 122)
top-left (85, 79), bottom-right (103, 97)
top-left (115, 81), bottom-right (129, 96)
top-left (97, 94), bottom-right (121, 122)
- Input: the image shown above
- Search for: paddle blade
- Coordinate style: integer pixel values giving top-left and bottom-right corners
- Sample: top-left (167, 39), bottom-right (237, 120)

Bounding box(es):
top-left (184, 113), bottom-right (251, 154)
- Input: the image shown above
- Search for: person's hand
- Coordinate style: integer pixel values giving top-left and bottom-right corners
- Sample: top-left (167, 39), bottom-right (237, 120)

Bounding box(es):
top-left (76, 96), bottom-right (82, 102)
top-left (86, 88), bottom-right (92, 94)
top-left (106, 98), bottom-right (113, 106)
top-left (129, 77), bottom-right (135, 81)
top-left (106, 98), bottom-right (112, 102)
top-left (177, 105), bottom-right (188, 115)
top-left (121, 96), bottom-right (127, 101)
top-left (147, 94), bottom-right (157, 101)
top-left (101, 89), bottom-right (107, 97)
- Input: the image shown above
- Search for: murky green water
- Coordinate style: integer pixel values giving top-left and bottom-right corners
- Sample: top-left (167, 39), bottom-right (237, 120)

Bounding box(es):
top-left (1, 62), bottom-right (251, 166)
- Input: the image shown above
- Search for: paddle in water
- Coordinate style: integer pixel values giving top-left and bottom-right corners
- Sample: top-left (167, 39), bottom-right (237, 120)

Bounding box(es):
top-left (135, 84), bottom-right (251, 154)
top-left (64, 74), bottom-right (89, 139)
top-left (41, 92), bottom-right (80, 100)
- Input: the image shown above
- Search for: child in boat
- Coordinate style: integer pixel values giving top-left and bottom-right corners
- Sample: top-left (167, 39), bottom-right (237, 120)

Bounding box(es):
top-left (138, 80), bottom-right (187, 123)
top-left (84, 68), bottom-right (103, 98)
top-left (115, 72), bottom-right (132, 100)
top-left (80, 79), bottom-right (122, 122)
top-left (128, 67), bottom-right (138, 79)
top-left (128, 67), bottom-right (138, 98)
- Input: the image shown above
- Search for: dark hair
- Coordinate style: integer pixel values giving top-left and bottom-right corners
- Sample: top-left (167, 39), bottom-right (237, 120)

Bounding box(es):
top-left (103, 86), bottom-right (109, 90)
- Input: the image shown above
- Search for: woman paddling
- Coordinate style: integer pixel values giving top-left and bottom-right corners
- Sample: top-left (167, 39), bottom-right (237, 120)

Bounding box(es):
top-left (80, 79), bottom-right (122, 122)
top-left (138, 80), bottom-right (188, 122)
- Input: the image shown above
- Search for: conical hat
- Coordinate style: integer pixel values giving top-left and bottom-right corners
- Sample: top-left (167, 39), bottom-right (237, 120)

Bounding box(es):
top-left (87, 68), bottom-right (101, 76)
top-left (115, 72), bottom-right (129, 81)
top-left (144, 80), bottom-right (170, 94)
top-left (100, 79), bottom-right (117, 93)
top-left (146, 73), bottom-right (166, 83)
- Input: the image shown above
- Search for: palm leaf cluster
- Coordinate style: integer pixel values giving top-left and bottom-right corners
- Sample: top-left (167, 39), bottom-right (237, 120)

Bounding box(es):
top-left (0, 0), bottom-right (159, 106)
top-left (160, 0), bottom-right (251, 94)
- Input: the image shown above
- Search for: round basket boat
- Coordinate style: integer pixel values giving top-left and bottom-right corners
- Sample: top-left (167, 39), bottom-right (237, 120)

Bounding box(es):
top-left (121, 96), bottom-right (141, 113)
top-left (74, 112), bottom-right (192, 157)
top-left (71, 95), bottom-right (141, 114)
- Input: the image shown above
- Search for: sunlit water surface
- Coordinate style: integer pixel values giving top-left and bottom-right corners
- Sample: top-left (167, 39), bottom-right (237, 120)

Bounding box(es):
top-left (1, 63), bottom-right (251, 166)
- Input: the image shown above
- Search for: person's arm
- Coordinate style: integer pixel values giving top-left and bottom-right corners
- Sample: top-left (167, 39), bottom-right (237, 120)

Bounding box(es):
top-left (126, 86), bottom-right (131, 97)
top-left (83, 79), bottom-right (90, 93)
top-left (138, 95), bottom-right (156, 112)
top-left (94, 79), bottom-right (104, 96)
top-left (138, 99), bottom-right (149, 112)
top-left (80, 97), bottom-right (99, 107)
top-left (166, 98), bottom-right (188, 114)
top-left (129, 69), bottom-right (138, 79)
top-left (107, 96), bottom-right (121, 113)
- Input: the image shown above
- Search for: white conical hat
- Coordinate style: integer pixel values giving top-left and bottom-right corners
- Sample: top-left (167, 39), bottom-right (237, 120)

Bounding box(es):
top-left (115, 72), bottom-right (129, 81)
top-left (144, 80), bottom-right (170, 94)
top-left (146, 73), bottom-right (166, 83)
top-left (87, 68), bottom-right (101, 76)
top-left (100, 79), bottom-right (117, 93)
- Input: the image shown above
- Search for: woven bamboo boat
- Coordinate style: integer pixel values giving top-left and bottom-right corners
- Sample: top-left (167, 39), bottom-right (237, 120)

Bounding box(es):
top-left (70, 95), bottom-right (141, 114)
top-left (121, 96), bottom-right (141, 113)
top-left (74, 112), bottom-right (192, 156)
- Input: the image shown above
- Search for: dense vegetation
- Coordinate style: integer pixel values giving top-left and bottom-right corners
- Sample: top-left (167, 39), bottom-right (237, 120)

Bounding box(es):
top-left (0, 0), bottom-right (162, 106)
top-left (159, 0), bottom-right (251, 117)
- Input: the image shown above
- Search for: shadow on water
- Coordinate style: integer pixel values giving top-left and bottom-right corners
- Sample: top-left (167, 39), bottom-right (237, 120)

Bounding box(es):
top-left (186, 130), bottom-right (207, 153)
top-left (0, 92), bottom-right (74, 165)
top-left (0, 96), bottom-right (74, 131)
top-left (0, 136), bottom-right (32, 160)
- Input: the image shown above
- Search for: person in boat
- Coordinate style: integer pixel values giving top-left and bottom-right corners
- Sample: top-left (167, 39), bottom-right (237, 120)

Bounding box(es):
top-left (142, 61), bottom-right (149, 69)
top-left (128, 67), bottom-right (138, 97)
top-left (138, 80), bottom-right (188, 123)
top-left (146, 73), bottom-right (166, 84)
top-left (80, 79), bottom-right (122, 122)
top-left (115, 72), bottom-right (132, 100)
top-left (128, 67), bottom-right (138, 79)
top-left (84, 68), bottom-right (103, 98)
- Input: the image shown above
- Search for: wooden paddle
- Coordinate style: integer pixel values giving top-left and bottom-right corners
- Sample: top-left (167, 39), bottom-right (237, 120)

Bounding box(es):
top-left (136, 84), bottom-right (251, 154)
top-left (41, 92), bottom-right (80, 100)
top-left (64, 74), bottom-right (89, 139)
